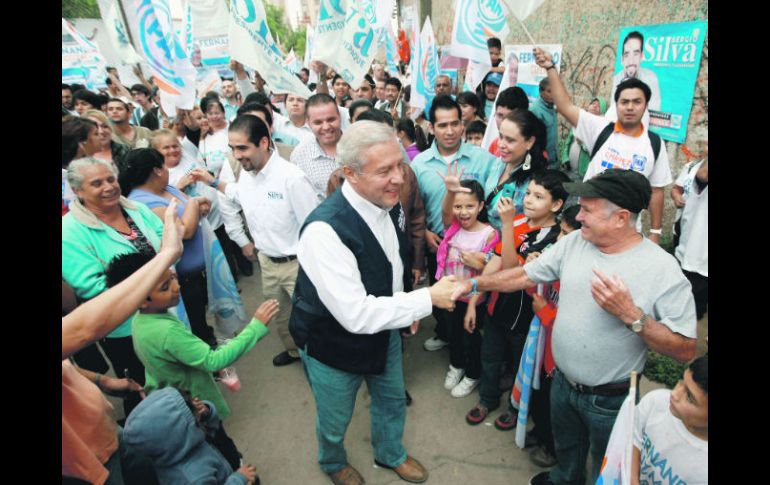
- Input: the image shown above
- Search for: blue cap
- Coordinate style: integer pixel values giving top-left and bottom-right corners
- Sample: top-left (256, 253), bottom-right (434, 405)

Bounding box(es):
top-left (486, 72), bottom-right (503, 85)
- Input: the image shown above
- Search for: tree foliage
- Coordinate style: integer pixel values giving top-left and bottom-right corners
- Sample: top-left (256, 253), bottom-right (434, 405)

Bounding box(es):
top-left (62, 0), bottom-right (100, 19)
top-left (265, 3), bottom-right (306, 58)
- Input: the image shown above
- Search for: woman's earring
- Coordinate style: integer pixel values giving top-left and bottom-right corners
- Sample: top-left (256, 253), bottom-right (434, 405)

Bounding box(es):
top-left (523, 152), bottom-right (532, 170)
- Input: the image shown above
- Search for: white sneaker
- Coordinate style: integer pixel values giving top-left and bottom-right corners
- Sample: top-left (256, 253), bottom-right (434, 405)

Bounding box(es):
top-left (444, 365), bottom-right (465, 390)
top-left (451, 377), bottom-right (480, 398)
top-left (424, 336), bottom-right (449, 351)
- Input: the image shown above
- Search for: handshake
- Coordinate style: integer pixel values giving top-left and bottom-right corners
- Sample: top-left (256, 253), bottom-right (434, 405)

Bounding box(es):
top-left (427, 276), bottom-right (475, 311)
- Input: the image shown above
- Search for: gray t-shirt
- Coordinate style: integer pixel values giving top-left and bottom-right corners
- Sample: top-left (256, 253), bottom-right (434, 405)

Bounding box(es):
top-left (523, 230), bottom-right (696, 386)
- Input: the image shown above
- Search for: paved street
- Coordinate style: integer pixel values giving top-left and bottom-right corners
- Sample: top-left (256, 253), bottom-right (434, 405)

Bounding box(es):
top-left (107, 261), bottom-right (707, 484)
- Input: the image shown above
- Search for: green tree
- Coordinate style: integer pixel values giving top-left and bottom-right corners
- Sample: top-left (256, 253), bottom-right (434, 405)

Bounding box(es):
top-left (62, 0), bottom-right (100, 19)
top-left (265, 4), bottom-right (305, 58)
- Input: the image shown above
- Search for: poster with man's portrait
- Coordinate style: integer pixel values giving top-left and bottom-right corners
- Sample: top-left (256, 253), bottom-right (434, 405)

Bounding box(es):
top-left (608, 21), bottom-right (707, 143)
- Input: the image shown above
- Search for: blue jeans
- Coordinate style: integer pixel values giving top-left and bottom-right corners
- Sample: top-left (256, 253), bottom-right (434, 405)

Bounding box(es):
top-left (300, 329), bottom-right (407, 474)
top-left (548, 369), bottom-right (625, 485)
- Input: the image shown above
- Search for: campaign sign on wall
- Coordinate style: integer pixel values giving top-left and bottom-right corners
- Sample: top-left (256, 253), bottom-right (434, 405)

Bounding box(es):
top-left (611, 21), bottom-right (707, 143)
top-left (504, 44), bottom-right (562, 104)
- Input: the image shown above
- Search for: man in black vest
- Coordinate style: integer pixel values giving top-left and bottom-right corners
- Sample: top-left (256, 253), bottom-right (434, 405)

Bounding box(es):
top-left (290, 121), bottom-right (457, 484)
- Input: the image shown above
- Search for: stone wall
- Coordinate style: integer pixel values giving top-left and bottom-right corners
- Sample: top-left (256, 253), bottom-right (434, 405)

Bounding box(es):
top-left (423, 0), bottom-right (708, 240)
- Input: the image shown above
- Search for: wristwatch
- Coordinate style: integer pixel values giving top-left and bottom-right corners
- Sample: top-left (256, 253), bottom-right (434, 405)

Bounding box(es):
top-left (631, 312), bottom-right (649, 333)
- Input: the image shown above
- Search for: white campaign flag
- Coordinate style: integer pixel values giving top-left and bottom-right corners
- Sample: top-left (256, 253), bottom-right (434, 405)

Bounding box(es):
top-left (62, 18), bottom-right (109, 90)
top-left (312, 0), bottom-right (378, 85)
top-left (127, 0), bottom-right (197, 114)
top-left (188, 0), bottom-right (230, 37)
top-left (450, 0), bottom-right (510, 91)
top-left (229, 0), bottom-right (311, 97)
top-left (501, 0), bottom-right (545, 21)
top-left (96, 0), bottom-right (144, 65)
top-left (410, 16), bottom-right (439, 113)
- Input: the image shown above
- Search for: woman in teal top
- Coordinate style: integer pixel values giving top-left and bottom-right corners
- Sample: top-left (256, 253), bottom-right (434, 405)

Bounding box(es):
top-left (484, 110), bottom-right (548, 231)
top-left (62, 156), bottom-right (165, 416)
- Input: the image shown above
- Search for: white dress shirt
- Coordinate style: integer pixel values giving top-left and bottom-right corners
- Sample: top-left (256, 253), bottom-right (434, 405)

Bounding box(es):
top-left (221, 151), bottom-right (321, 257)
top-left (297, 182), bottom-right (433, 335)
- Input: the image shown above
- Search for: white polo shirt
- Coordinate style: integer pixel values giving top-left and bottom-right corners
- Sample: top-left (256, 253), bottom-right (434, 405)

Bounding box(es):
top-left (578, 109), bottom-right (671, 187)
top-left (221, 151), bottom-right (322, 258)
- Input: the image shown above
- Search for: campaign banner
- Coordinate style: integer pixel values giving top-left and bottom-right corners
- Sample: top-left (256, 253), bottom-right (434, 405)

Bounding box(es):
top-left (96, 0), bottom-right (144, 65)
top-left (313, 0), bottom-right (377, 85)
top-left (504, 44), bottom-right (562, 103)
top-left (130, 0), bottom-right (197, 114)
top-left (62, 19), bottom-right (108, 90)
top-left (197, 34), bottom-right (230, 70)
top-left (410, 16), bottom-right (439, 114)
top-left (381, 27), bottom-right (400, 77)
top-left (450, 0), bottom-right (509, 90)
top-left (188, 0), bottom-right (230, 38)
top-left (181, 0), bottom-right (194, 56)
top-left (609, 21), bottom-right (707, 143)
top-left (229, 0), bottom-right (311, 97)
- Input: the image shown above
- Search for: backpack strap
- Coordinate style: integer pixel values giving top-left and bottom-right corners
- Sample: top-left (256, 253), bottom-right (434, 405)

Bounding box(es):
top-left (589, 122), bottom-right (616, 160)
top-left (647, 130), bottom-right (662, 161)
top-left (590, 122), bottom-right (662, 161)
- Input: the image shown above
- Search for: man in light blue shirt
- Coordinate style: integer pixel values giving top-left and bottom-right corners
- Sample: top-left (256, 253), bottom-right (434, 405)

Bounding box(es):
top-left (410, 95), bottom-right (498, 350)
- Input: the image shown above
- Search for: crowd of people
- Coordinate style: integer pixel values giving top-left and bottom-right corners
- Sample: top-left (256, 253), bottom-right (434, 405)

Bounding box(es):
top-left (62, 36), bottom-right (707, 485)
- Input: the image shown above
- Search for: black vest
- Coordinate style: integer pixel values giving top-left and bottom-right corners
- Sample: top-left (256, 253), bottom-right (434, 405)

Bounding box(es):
top-left (289, 188), bottom-right (412, 374)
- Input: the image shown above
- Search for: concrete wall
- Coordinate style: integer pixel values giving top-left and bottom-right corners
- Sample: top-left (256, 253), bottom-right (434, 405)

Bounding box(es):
top-left (427, 0), bottom-right (708, 239)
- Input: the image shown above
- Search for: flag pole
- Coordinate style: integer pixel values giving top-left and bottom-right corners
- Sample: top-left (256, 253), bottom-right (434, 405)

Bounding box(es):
top-left (514, 16), bottom-right (537, 45)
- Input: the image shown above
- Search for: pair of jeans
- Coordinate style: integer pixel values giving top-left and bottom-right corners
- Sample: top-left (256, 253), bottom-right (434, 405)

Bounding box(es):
top-left (682, 269), bottom-right (708, 320)
top-left (477, 316), bottom-right (527, 411)
top-left (178, 270), bottom-right (216, 348)
top-left (300, 329), bottom-right (407, 474)
top-left (548, 369), bottom-right (626, 485)
top-left (426, 246), bottom-right (449, 342)
top-left (446, 300), bottom-right (483, 380)
top-left (99, 336), bottom-right (146, 418)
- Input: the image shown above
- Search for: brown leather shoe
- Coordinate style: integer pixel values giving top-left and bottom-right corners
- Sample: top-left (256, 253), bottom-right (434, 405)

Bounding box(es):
top-left (375, 456), bottom-right (429, 483)
top-left (327, 464), bottom-right (365, 485)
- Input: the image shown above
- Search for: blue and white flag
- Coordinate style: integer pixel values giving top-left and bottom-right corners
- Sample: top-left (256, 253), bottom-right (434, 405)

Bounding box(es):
top-left (450, 0), bottom-right (510, 90)
top-left (200, 219), bottom-right (249, 338)
top-left (313, 0), bottom-right (378, 86)
top-left (510, 315), bottom-right (544, 449)
top-left (62, 18), bottom-right (108, 90)
top-left (181, 0), bottom-right (194, 57)
top-left (409, 16), bottom-right (439, 118)
top-left (382, 27), bottom-right (400, 77)
top-left (229, 0), bottom-right (311, 96)
top-left (96, 0), bottom-right (144, 65)
top-left (128, 0), bottom-right (197, 114)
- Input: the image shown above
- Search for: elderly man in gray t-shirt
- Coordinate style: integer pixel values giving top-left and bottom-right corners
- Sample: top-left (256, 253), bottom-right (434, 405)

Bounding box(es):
top-left (447, 169), bottom-right (697, 485)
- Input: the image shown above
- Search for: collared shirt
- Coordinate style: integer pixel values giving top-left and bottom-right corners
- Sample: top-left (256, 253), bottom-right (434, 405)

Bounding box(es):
top-left (221, 151), bottom-right (321, 257)
top-left (223, 100), bottom-right (240, 122)
top-left (410, 141), bottom-right (498, 234)
top-left (298, 182), bottom-right (433, 334)
top-left (290, 137), bottom-right (340, 200)
top-left (272, 112), bottom-right (315, 147)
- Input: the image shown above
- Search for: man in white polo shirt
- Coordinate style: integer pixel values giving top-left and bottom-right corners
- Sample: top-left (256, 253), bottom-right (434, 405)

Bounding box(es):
top-left (192, 115), bottom-right (322, 367)
top-left (534, 47), bottom-right (671, 244)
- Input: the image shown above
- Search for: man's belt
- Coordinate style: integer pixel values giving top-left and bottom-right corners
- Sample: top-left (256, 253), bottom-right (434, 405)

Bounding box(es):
top-left (267, 254), bottom-right (297, 264)
top-left (560, 370), bottom-right (639, 397)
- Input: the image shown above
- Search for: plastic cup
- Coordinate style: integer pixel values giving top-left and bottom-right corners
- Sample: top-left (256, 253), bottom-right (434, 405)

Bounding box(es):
top-left (219, 366), bottom-right (241, 392)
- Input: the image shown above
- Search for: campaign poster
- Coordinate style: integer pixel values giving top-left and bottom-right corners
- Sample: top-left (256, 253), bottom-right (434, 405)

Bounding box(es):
top-left (611, 21), bottom-right (707, 143)
top-left (197, 34), bottom-right (231, 72)
top-left (504, 44), bottom-right (562, 104)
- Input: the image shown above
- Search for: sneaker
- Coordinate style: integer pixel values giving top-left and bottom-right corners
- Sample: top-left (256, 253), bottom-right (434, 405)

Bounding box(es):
top-left (494, 411), bottom-right (518, 431)
top-left (530, 445), bottom-right (557, 468)
top-left (423, 336), bottom-right (449, 351)
top-left (465, 404), bottom-right (489, 425)
top-left (443, 365), bottom-right (465, 390)
top-left (529, 471), bottom-right (555, 485)
top-left (451, 377), bottom-right (479, 397)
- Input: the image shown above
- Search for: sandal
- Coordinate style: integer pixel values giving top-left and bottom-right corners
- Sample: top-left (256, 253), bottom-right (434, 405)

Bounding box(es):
top-left (494, 411), bottom-right (518, 431)
top-left (465, 404), bottom-right (489, 425)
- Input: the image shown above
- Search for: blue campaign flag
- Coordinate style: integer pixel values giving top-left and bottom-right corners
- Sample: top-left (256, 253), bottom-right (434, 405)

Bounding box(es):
top-left (510, 315), bottom-right (544, 449)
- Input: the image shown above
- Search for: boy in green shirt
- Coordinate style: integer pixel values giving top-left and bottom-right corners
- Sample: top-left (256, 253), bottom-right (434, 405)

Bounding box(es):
top-left (106, 251), bottom-right (278, 471)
